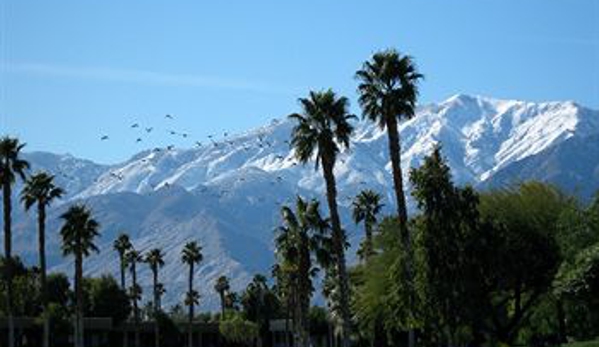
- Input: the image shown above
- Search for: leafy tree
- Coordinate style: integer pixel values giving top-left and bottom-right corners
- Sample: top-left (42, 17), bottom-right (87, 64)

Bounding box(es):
top-left (553, 242), bottom-right (599, 340)
top-left (181, 241), bottom-right (202, 347)
top-left (289, 89), bottom-right (355, 347)
top-left (274, 197), bottom-right (331, 347)
top-left (241, 274), bottom-right (280, 347)
top-left (214, 275), bottom-right (231, 319)
top-left (126, 248), bottom-right (143, 347)
top-left (409, 146), bottom-right (482, 345)
top-left (47, 273), bottom-right (71, 308)
top-left (356, 50), bottom-right (423, 347)
top-left (352, 190), bottom-right (384, 261)
top-left (478, 185), bottom-right (562, 344)
top-left (82, 275), bottom-right (131, 325)
top-left (59, 204), bottom-right (100, 347)
top-left (21, 171), bottom-right (64, 347)
top-left (352, 218), bottom-right (406, 347)
top-left (145, 247), bottom-right (166, 347)
top-left (113, 233), bottom-right (132, 290)
top-left (0, 136), bottom-right (30, 347)
top-left (219, 312), bottom-right (259, 347)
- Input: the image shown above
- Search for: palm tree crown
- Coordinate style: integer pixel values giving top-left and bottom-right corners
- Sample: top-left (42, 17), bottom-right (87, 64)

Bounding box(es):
top-left (181, 241), bottom-right (203, 265)
top-left (289, 89), bottom-right (355, 169)
top-left (356, 49), bottom-right (423, 128)
top-left (60, 204), bottom-right (100, 257)
top-left (145, 248), bottom-right (165, 273)
top-left (352, 189), bottom-right (384, 260)
top-left (352, 189), bottom-right (384, 229)
top-left (21, 172), bottom-right (64, 210)
top-left (0, 136), bottom-right (30, 186)
top-left (214, 275), bottom-right (230, 295)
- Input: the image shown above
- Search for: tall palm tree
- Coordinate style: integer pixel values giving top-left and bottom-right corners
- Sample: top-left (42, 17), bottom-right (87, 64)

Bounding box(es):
top-left (352, 189), bottom-right (384, 261)
top-left (181, 241), bottom-right (203, 347)
top-left (127, 248), bottom-right (143, 347)
top-left (113, 233), bottom-right (132, 290)
top-left (0, 136), bottom-right (29, 347)
top-left (59, 204), bottom-right (100, 347)
top-left (356, 49), bottom-right (423, 347)
top-left (356, 49), bottom-right (423, 232)
top-left (289, 90), bottom-right (354, 347)
top-left (21, 172), bottom-right (64, 347)
top-left (145, 248), bottom-right (165, 347)
top-left (275, 196), bottom-right (331, 347)
top-left (214, 275), bottom-right (230, 319)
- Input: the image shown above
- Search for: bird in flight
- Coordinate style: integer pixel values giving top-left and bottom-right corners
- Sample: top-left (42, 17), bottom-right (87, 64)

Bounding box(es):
top-left (136, 138), bottom-right (142, 143)
top-left (195, 141), bottom-right (202, 147)
top-left (145, 127), bottom-right (153, 133)
top-left (100, 135), bottom-right (109, 141)
top-left (165, 114), bottom-right (174, 119)
top-left (131, 123), bottom-right (139, 128)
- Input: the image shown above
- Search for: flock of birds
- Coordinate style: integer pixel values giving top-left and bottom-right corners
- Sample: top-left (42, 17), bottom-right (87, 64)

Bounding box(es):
top-left (51, 114), bottom-right (376, 209)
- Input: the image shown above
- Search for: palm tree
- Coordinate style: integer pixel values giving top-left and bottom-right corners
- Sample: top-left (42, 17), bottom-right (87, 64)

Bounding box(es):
top-left (214, 275), bottom-right (230, 319)
top-left (181, 241), bottom-right (203, 347)
top-left (59, 204), bottom-right (100, 347)
top-left (275, 196), bottom-right (331, 347)
top-left (145, 248), bottom-right (165, 347)
top-left (289, 89), bottom-right (354, 347)
top-left (356, 48), bottom-right (423, 347)
top-left (352, 189), bottom-right (384, 261)
top-left (21, 172), bottom-right (64, 347)
top-left (0, 136), bottom-right (29, 347)
top-left (356, 49), bottom-right (423, 233)
top-left (127, 248), bottom-right (143, 347)
top-left (113, 233), bottom-right (132, 290)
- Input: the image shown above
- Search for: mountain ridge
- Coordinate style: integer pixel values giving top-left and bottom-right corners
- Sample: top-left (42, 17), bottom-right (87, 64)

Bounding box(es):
top-left (4, 94), bottom-right (599, 310)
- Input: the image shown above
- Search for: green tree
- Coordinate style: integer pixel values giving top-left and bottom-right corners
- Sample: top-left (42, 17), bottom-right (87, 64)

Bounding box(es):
top-left (21, 171), bottom-right (64, 347)
top-left (241, 274), bottom-right (281, 347)
top-left (82, 275), bottom-right (131, 326)
top-left (145, 247), bottom-right (166, 347)
top-left (409, 146), bottom-right (482, 345)
top-left (126, 248), bottom-right (143, 347)
top-left (352, 189), bottom-right (384, 261)
top-left (479, 185), bottom-right (562, 344)
top-left (113, 233), bottom-right (132, 290)
top-left (288, 89), bottom-right (355, 347)
top-left (0, 136), bottom-right (30, 347)
top-left (181, 241), bottom-right (202, 347)
top-left (274, 197), bottom-right (331, 347)
top-left (219, 312), bottom-right (259, 347)
top-left (59, 204), bottom-right (100, 347)
top-left (214, 275), bottom-right (230, 319)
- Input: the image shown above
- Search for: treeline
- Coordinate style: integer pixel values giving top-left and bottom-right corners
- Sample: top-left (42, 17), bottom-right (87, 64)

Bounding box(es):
top-left (2, 47), bottom-right (598, 347)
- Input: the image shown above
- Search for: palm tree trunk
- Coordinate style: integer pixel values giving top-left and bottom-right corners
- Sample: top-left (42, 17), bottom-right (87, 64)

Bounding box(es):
top-left (120, 255), bottom-right (126, 290)
top-left (219, 291), bottom-right (225, 319)
top-left (153, 268), bottom-right (160, 347)
top-left (386, 116), bottom-right (415, 347)
top-left (188, 263), bottom-right (194, 347)
top-left (132, 262), bottom-right (140, 347)
top-left (38, 204), bottom-right (50, 347)
top-left (321, 156), bottom-right (352, 347)
top-left (3, 181), bottom-right (15, 347)
top-left (386, 116), bottom-right (408, 231)
top-left (75, 251), bottom-right (84, 347)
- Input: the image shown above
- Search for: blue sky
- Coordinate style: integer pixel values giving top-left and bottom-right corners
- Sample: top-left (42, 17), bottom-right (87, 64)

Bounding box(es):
top-left (1, 1), bottom-right (598, 164)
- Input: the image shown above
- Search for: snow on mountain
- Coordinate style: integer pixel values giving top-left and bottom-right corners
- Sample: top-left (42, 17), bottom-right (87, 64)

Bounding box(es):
top-left (5, 94), bottom-right (599, 310)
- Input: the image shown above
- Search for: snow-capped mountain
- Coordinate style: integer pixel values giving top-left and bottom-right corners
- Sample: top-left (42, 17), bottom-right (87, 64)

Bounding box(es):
top-left (5, 94), bottom-right (599, 310)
